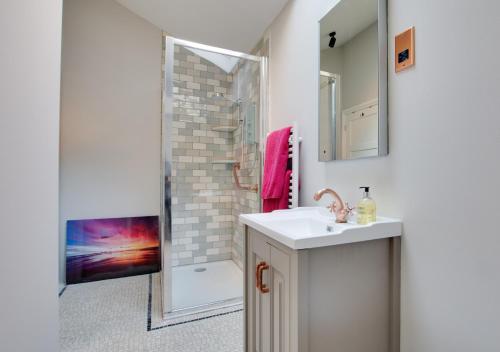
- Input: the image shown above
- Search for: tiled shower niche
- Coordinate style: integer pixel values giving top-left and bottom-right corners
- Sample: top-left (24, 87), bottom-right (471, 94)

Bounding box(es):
top-left (170, 45), bottom-right (260, 269)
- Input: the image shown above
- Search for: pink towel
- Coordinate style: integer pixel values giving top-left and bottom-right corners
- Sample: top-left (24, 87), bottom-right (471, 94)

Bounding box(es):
top-left (262, 126), bottom-right (292, 212)
top-left (263, 170), bottom-right (292, 212)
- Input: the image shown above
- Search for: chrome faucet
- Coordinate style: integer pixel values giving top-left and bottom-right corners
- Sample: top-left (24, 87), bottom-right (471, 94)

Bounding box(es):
top-left (313, 188), bottom-right (352, 223)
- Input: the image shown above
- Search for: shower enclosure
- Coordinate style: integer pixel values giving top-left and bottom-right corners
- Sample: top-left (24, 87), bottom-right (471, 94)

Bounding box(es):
top-left (161, 37), bottom-right (267, 315)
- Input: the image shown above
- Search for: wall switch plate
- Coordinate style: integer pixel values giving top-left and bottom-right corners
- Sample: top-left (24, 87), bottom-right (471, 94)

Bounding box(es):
top-left (395, 27), bottom-right (415, 72)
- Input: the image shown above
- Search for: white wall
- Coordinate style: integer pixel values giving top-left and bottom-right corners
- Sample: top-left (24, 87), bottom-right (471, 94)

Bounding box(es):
top-left (265, 0), bottom-right (500, 350)
top-left (321, 45), bottom-right (344, 76)
top-left (342, 22), bottom-right (378, 109)
top-left (321, 22), bottom-right (378, 109)
top-left (60, 0), bottom-right (162, 287)
top-left (0, 0), bottom-right (62, 351)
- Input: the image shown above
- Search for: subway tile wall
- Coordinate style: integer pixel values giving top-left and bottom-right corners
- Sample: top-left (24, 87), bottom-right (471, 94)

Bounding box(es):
top-left (171, 46), bottom-right (235, 266)
top-left (168, 44), bottom-right (262, 268)
top-left (231, 58), bottom-right (261, 269)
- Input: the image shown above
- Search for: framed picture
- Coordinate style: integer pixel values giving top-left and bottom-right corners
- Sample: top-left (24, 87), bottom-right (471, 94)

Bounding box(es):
top-left (66, 215), bottom-right (160, 284)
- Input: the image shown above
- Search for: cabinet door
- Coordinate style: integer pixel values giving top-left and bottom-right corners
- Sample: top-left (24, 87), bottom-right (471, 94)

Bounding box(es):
top-left (248, 232), bottom-right (271, 352)
top-left (270, 245), bottom-right (291, 352)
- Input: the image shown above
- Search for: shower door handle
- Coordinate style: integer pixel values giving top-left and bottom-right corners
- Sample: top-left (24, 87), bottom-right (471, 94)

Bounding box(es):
top-left (256, 261), bottom-right (270, 294)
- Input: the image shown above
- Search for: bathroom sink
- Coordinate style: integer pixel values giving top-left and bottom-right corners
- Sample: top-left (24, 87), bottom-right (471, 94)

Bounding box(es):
top-left (239, 207), bottom-right (402, 249)
top-left (261, 217), bottom-right (331, 238)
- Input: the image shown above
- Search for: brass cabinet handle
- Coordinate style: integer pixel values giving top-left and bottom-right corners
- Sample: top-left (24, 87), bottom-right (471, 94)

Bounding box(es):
top-left (256, 262), bottom-right (265, 290)
top-left (258, 261), bottom-right (270, 294)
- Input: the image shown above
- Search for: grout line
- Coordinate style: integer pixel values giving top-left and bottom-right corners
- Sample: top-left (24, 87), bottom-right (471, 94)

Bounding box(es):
top-left (147, 274), bottom-right (153, 331)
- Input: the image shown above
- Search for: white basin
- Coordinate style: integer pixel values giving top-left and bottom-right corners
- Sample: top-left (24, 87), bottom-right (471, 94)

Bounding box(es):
top-left (239, 207), bottom-right (402, 250)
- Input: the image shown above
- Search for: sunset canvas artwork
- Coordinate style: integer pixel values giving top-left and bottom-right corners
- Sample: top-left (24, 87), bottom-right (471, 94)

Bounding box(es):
top-left (66, 216), bottom-right (160, 284)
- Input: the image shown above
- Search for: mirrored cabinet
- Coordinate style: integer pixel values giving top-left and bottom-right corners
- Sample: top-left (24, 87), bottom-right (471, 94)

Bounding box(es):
top-left (318, 0), bottom-right (388, 161)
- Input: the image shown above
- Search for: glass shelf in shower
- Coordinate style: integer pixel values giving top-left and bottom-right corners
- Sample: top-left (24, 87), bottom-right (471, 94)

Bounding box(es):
top-left (211, 125), bottom-right (239, 132)
top-left (211, 159), bottom-right (238, 164)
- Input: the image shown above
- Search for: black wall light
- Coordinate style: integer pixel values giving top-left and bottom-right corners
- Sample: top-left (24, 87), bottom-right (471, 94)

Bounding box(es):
top-left (329, 32), bottom-right (337, 48)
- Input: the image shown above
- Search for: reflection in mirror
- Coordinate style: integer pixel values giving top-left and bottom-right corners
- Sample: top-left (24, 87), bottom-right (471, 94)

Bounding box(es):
top-left (318, 0), bottom-right (387, 161)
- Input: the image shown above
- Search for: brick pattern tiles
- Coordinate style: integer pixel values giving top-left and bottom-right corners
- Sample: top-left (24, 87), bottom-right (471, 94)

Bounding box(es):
top-left (171, 46), bottom-right (236, 266)
top-left (169, 45), bottom-right (263, 268)
top-left (230, 58), bottom-right (261, 269)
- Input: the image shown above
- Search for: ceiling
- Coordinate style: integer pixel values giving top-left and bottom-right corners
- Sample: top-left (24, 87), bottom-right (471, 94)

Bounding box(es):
top-left (320, 0), bottom-right (378, 50)
top-left (115, 0), bottom-right (289, 53)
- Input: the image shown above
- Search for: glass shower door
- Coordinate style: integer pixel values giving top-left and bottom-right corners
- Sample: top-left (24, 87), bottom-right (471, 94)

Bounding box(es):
top-left (161, 36), bottom-right (267, 316)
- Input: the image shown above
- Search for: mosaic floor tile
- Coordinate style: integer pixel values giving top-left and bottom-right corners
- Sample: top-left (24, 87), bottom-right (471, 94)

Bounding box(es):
top-left (59, 273), bottom-right (243, 352)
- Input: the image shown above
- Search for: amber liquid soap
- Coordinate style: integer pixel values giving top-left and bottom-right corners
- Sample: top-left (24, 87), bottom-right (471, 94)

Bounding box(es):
top-left (357, 186), bottom-right (376, 225)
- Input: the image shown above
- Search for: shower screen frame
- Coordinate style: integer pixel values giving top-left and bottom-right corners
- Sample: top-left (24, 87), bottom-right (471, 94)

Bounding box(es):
top-left (161, 36), bottom-right (268, 316)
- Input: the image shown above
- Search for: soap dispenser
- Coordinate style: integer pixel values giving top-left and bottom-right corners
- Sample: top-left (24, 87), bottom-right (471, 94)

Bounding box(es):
top-left (357, 186), bottom-right (376, 224)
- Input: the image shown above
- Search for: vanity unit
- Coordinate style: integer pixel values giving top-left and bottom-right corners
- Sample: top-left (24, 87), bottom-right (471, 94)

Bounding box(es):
top-left (240, 208), bottom-right (402, 352)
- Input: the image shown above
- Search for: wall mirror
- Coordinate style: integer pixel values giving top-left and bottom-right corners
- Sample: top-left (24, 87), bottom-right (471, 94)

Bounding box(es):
top-left (318, 0), bottom-right (387, 161)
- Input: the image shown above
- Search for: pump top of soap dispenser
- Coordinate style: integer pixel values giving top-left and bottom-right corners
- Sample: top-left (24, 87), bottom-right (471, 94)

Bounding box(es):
top-left (360, 186), bottom-right (370, 197)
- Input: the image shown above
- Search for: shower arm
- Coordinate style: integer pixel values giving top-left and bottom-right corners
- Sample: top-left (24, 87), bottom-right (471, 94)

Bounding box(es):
top-left (232, 162), bottom-right (258, 193)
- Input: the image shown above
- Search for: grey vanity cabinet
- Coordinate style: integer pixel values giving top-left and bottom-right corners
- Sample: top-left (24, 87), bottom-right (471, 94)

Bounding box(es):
top-left (247, 228), bottom-right (272, 352)
top-left (246, 227), bottom-right (305, 352)
top-left (269, 244), bottom-right (291, 352)
top-left (245, 226), bottom-right (401, 352)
